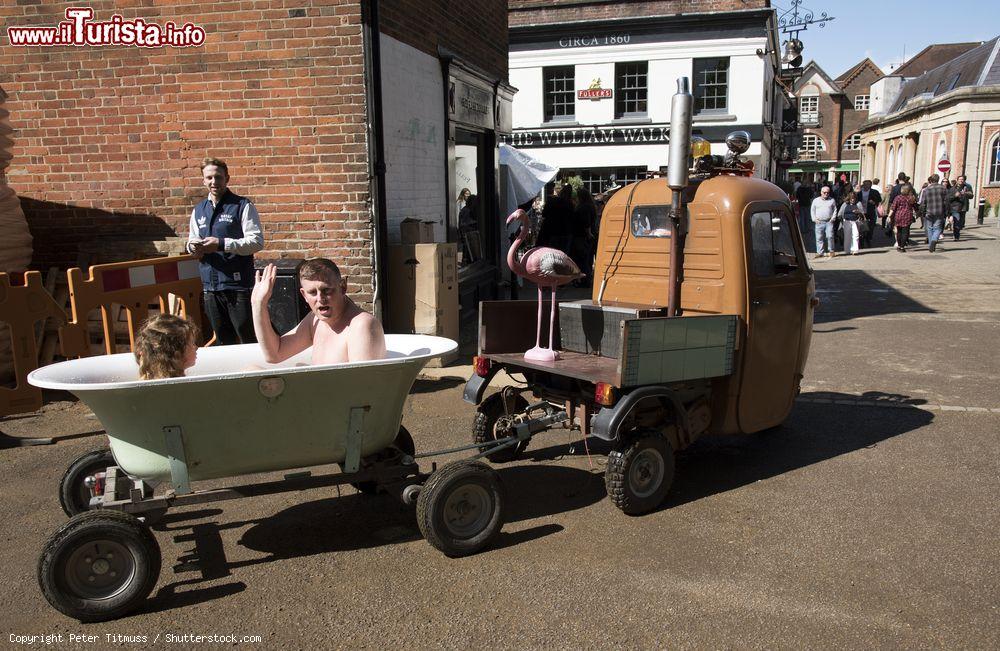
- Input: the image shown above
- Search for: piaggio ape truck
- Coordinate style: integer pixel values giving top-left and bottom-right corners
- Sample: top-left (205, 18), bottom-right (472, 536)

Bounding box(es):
top-left (464, 77), bottom-right (818, 514)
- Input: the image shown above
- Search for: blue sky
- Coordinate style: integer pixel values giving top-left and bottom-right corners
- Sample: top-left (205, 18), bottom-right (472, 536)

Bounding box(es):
top-left (771, 0), bottom-right (999, 77)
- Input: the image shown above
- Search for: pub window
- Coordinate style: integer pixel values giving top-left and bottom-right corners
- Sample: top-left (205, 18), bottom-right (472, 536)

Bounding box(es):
top-left (615, 61), bottom-right (648, 118)
top-left (579, 167), bottom-right (648, 194)
top-left (693, 57), bottom-right (729, 113)
top-left (543, 66), bottom-right (575, 122)
top-left (854, 94), bottom-right (870, 110)
top-left (843, 134), bottom-right (861, 151)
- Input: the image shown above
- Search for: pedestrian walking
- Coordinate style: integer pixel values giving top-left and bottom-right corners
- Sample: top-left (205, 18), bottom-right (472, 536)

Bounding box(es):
top-left (857, 180), bottom-right (881, 249)
top-left (795, 180), bottom-right (815, 251)
top-left (811, 185), bottom-right (838, 258)
top-left (888, 184), bottom-right (917, 253)
top-left (838, 191), bottom-right (865, 255)
top-left (919, 174), bottom-right (948, 252)
top-left (949, 175), bottom-right (974, 241)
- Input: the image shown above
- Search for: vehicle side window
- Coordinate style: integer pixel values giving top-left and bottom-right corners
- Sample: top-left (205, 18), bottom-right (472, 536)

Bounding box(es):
top-left (750, 211), bottom-right (800, 277)
top-left (631, 205), bottom-right (673, 238)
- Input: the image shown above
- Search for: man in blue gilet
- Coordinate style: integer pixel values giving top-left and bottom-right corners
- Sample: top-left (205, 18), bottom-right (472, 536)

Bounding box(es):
top-left (186, 158), bottom-right (264, 344)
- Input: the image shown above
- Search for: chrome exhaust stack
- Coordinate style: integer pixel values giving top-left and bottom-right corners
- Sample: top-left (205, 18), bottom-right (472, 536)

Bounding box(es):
top-left (667, 77), bottom-right (692, 317)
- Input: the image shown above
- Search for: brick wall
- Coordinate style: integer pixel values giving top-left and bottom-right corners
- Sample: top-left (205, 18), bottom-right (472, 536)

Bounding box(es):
top-left (509, 0), bottom-right (770, 26)
top-left (954, 121), bottom-right (969, 176)
top-left (838, 64), bottom-right (882, 161)
top-left (1, 1), bottom-right (375, 302)
top-left (379, 0), bottom-right (507, 81)
top-left (979, 124), bottom-right (1000, 212)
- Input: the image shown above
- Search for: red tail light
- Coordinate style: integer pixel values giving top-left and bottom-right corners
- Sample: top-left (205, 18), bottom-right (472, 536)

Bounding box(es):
top-left (595, 382), bottom-right (616, 406)
top-left (473, 355), bottom-right (491, 378)
top-left (91, 472), bottom-right (106, 499)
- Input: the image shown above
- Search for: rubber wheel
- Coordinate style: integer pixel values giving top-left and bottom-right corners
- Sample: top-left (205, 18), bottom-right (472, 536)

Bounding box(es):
top-left (38, 510), bottom-right (161, 622)
top-left (472, 393), bottom-right (529, 463)
top-left (59, 449), bottom-right (116, 517)
top-left (351, 426), bottom-right (416, 495)
top-left (605, 431), bottom-right (675, 516)
top-left (417, 461), bottom-right (504, 557)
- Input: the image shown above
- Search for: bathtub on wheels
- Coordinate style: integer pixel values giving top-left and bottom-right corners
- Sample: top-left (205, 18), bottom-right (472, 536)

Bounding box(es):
top-left (28, 334), bottom-right (510, 622)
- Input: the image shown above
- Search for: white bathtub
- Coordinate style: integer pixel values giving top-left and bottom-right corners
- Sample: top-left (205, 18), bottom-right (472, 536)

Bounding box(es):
top-left (28, 335), bottom-right (458, 483)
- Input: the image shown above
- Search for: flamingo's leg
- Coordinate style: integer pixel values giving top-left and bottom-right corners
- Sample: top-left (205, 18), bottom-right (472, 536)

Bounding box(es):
top-left (535, 285), bottom-right (544, 350)
top-left (548, 286), bottom-right (557, 351)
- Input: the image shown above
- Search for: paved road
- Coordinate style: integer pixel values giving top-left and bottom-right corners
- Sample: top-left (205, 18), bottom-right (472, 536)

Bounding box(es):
top-left (1, 222), bottom-right (997, 648)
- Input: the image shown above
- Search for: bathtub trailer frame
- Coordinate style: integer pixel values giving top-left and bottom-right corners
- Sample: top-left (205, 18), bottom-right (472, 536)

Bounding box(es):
top-left (40, 423), bottom-right (517, 623)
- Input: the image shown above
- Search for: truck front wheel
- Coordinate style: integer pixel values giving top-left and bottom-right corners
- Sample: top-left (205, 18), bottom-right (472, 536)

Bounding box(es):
top-left (605, 431), bottom-right (675, 515)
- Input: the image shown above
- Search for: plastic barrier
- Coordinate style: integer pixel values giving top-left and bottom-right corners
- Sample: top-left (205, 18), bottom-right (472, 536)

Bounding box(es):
top-left (60, 255), bottom-right (204, 358)
top-left (0, 271), bottom-right (67, 418)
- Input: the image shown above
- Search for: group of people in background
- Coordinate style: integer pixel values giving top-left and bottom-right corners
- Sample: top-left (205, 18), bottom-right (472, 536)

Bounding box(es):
top-left (514, 181), bottom-right (606, 288)
top-left (792, 171), bottom-right (974, 257)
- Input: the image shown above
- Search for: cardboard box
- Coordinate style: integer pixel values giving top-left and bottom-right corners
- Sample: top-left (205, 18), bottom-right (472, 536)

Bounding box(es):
top-left (387, 243), bottom-right (459, 367)
top-left (399, 218), bottom-right (436, 245)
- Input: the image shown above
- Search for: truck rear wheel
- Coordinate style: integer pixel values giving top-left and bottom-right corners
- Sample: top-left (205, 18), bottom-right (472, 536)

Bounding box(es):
top-left (605, 431), bottom-right (675, 515)
top-left (473, 393), bottom-right (529, 463)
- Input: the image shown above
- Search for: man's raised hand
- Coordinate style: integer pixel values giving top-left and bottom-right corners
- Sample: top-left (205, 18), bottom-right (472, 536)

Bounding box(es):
top-left (251, 263), bottom-right (277, 307)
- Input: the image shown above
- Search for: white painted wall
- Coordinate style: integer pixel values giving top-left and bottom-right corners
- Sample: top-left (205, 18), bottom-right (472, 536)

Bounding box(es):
top-left (380, 34), bottom-right (446, 244)
top-left (507, 37), bottom-right (770, 174)
top-left (509, 38), bottom-right (768, 129)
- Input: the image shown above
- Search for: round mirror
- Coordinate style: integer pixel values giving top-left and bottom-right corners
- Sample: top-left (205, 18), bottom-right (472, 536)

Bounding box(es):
top-left (725, 131), bottom-right (751, 155)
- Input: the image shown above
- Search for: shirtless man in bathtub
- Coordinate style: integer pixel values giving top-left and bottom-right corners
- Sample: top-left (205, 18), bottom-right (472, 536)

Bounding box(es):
top-left (251, 258), bottom-right (386, 364)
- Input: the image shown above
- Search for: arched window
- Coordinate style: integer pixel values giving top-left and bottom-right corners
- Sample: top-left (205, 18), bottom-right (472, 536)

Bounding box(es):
top-left (896, 146), bottom-right (904, 178)
top-left (800, 133), bottom-right (824, 159)
top-left (888, 145), bottom-right (895, 180)
top-left (937, 139), bottom-right (948, 165)
top-left (990, 135), bottom-right (1000, 184)
top-left (843, 134), bottom-right (861, 151)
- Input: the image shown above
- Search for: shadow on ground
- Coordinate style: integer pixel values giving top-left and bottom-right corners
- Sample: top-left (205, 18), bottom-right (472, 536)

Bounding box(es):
top-left (813, 270), bottom-right (935, 323)
top-left (145, 464), bottom-right (599, 615)
top-left (664, 390), bottom-right (933, 508)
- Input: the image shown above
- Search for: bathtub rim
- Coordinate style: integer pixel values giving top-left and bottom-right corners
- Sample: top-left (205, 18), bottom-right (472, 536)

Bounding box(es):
top-left (28, 334), bottom-right (458, 392)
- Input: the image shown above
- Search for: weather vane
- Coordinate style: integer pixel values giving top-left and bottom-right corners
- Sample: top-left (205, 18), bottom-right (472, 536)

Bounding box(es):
top-left (776, 0), bottom-right (836, 68)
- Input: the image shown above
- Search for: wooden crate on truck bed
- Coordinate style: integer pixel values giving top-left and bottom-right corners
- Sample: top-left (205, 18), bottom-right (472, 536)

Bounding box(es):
top-left (478, 300), bottom-right (737, 388)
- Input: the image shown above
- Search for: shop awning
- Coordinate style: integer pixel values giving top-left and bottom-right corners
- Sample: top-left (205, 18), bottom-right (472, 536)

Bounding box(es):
top-left (787, 162), bottom-right (860, 173)
top-left (498, 144), bottom-right (559, 213)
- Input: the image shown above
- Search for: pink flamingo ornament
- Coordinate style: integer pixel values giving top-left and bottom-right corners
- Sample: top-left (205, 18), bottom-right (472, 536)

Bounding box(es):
top-left (506, 208), bottom-right (584, 361)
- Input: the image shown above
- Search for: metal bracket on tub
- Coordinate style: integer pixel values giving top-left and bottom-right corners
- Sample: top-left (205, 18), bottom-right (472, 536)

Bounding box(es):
top-left (342, 406), bottom-right (370, 474)
top-left (163, 425), bottom-right (191, 495)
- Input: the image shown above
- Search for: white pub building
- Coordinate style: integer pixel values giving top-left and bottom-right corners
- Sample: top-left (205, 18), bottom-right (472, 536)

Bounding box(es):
top-left (506, 8), bottom-right (785, 190)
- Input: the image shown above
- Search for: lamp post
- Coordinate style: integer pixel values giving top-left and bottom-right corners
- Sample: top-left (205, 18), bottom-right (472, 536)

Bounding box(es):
top-left (776, 1), bottom-right (836, 180)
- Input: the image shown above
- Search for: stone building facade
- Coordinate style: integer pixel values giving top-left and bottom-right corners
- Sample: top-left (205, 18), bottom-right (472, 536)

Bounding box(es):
top-left (858, 37), bottom-right (1000, 213)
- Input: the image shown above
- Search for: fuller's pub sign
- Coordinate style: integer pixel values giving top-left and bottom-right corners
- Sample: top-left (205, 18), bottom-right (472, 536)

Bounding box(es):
top-left (578, 78), bottom-right (612, 100)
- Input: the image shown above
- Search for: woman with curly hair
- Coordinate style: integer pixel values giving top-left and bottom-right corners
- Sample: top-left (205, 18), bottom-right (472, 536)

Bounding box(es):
top-left (134, 314), bottom-right (199, 379)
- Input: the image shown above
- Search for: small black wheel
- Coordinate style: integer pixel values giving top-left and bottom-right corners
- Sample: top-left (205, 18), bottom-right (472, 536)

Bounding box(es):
top-left (59, 449), bottom-right (115, 517)
top-left (605, 431), bottom-right (675, 516)
top-left (473, 392), bottom-right (529, 463)
top-left (417, 461), bottom-right (504, 557)
top-left (38, 510), bottom-right (161, 622)
top-left (350, 426), bottom-right (416, 495)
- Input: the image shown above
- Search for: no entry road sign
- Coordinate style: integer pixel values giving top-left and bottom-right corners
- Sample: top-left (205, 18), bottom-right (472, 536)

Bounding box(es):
top-left (938, 158), bottom-right (952, 174)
